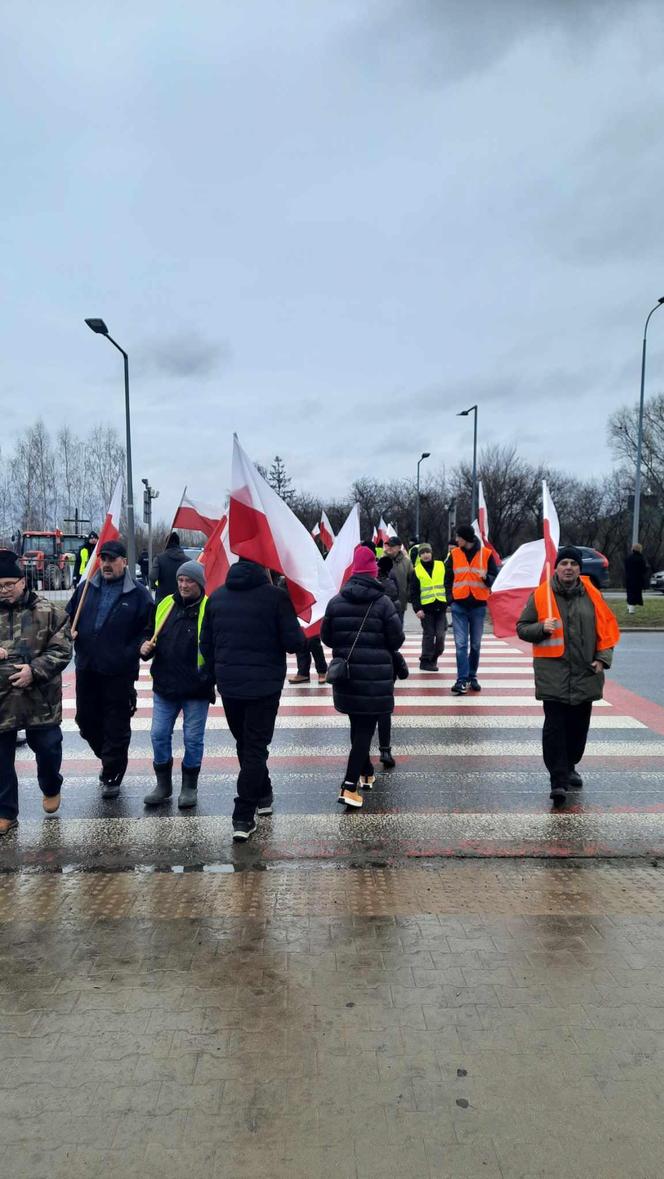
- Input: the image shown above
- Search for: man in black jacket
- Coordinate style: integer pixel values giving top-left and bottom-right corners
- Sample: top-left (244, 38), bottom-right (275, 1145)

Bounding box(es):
top-left (140, 560), bottom-right (214, 809)
top-left (199, 558), bottom-right (305, 840)
top-left (67, 539), bottom-right (153, 798)
top-left (151, 532), bottom-right (188, 604)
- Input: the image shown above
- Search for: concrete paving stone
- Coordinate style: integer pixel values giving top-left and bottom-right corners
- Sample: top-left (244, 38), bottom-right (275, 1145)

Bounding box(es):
top-left (155, 1078), bottom-right (224, 1115)
top-left (73, 984), bottom-right (185, 1013)
top-left (1, 1080), bottom-right (102, 1119)
top-left (144, 1140), bottom-right (220, 1175)
top-left (424, 1137), bottom-right (503, 1178)
top-left (145, 1005), bottom-right (209, 1032)
top-left (133, 1051), bottom-right (198, 1083)
top-left (0, 1030), bottom-right (61, 1059)
top-left (52, 1146), bottom-right (150, 1179)
top-left (0, 989), bottom-right (80, 1015)
top-left (112, 1110), bottom-right (189, 1149)
top-left (354, 1128), bottom-right (432, 1177)
top-left (56, 1029), bottom-right (175, 1060)
top-left (33, 1009), bottom-right (152, 1036)
top-left (1, 1144), bottom-right (72, 1179)
top-left (104, 1079), bottom-right (162, 1114)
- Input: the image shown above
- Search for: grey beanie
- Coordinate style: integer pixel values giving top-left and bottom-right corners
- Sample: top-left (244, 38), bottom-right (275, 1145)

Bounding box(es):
top-left (177, 560), bottom-right (205, 589)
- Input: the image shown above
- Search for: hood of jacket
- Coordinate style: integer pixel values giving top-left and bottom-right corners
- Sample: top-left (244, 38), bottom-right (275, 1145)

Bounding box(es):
top-left (225, 560), bottom-right (270, 592)
top-left (340, 574), bottom-right (385, 604)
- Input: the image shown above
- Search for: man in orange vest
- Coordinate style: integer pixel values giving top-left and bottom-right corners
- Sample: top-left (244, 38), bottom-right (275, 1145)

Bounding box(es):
top-left (444, 525), bottom-right (498, 695)
top-left (517, 546), bottom-right (620, 806)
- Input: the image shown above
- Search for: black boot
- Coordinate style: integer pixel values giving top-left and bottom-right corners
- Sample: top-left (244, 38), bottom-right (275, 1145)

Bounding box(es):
top-left (144, 760), bottom-right (173, 806)
top-left (178, 765), bottom-right (199, 809)
top-left (379, 747), bottom-right (396, 769)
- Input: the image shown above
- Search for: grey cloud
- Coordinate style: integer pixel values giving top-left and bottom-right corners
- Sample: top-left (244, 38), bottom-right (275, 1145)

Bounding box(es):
top-left (136, 332), bottom-right (229, 379)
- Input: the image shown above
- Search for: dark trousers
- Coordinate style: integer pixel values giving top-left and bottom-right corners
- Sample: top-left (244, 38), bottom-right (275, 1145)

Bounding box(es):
top-left (0, 726), bottom-right (63, 821)
top-left (542, 700), bottom-right (593, 786)
top-left (420, 610), bottom-right (446, 667)
top-left (378, 714), bottom-right (391, 748)
top-left (75, 669), bottom-right (136, 782)
top-left (296, 637), bottom-right (328, 678)
top-left (222, 693), bottom-right (281, 822)
top-left (344, 714), bottom-right (380, 785)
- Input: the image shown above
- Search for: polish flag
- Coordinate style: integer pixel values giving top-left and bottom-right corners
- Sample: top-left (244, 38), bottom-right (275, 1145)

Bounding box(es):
top-left (488, 480), bottom-right (560, 638)
top-left (199, 514), bottom-right (237, 594)
top-left (319, 511), bottom-right (335, 552)
top-left (82, 475), bottom-right (123, 581)
top-left (172, 488), bottom-right (223, 539)
top-left (472, 482), bottom-right (501, 564)
top-left (311, 522), bottom-right (321, 541)
top-left (372, 525), bottom-right (379, 545)
top-left (377, 517), bottom-right (389, 543)
top-left (229, 434), bottom-right (333, 621)
top-left (304, 505), bottom-right (360, 637)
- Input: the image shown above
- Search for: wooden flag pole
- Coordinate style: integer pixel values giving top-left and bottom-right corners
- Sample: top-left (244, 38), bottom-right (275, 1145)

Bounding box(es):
top-left (545, 561), bottom-right (554, 619)
top-left (150, 599), bottom-right (175, 645)
top-left (70, 562), bottom-right (98, 639)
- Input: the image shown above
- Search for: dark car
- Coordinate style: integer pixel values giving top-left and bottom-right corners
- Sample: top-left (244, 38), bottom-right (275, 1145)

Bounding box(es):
top-left (558, 546), bottom-right (609, 590)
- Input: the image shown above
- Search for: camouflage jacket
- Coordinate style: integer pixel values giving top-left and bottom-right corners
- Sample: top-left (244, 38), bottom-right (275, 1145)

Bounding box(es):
top-left (0, 591), bottom-right (72, 732)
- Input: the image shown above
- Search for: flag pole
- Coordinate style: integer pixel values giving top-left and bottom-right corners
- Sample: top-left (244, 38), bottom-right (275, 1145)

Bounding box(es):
top-left (150, 600), bottom-right (175, 644)
top-left (545, 561), bottom-right (554, 619)
top-left (70, 559), bottom-right (99, 638)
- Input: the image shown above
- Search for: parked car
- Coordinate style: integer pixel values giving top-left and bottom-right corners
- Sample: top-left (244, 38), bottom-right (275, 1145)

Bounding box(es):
top-left (182, 547), bottom-right (203, 561)
top-left (559, 545), bottom-right (609, 590)
top-left (650, 571), bottom-right (664, 592)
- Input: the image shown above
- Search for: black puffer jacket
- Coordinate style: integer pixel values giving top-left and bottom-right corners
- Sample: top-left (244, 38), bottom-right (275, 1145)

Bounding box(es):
top-left (151, 545), bottom-right (188, 604)
top-left (199, 559), bottom-right (305, 699)
top-left (321, 574), bottom-right (404, 715)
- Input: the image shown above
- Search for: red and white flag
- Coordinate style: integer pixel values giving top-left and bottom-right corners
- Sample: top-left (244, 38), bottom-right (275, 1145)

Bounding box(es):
top-left (82, 475), bottom-right (123, 581)
top-left (319, 511), bottom-right (335, 552)
top-left (378, 516), bottom-right (389, 544)
top-left (199, 513), bottom-right (237, 595)
top-left (488, 480), bottom-right (560, 638)
top-left (472, 481), bottom-right (501, 564)
top-left (304, 504), bottom-right (359, 637)
top-left (229, 434), bottom-right (333, 621)
top-left (172, 488), bottom-right (224, 539)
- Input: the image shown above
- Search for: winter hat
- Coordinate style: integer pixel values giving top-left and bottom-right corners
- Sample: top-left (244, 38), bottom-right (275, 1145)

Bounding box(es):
top-left (455, 525), bottom-right (476, 543)
top-left (166, 531), bottom-right (181, 549)
top-left (377, 555), bottom-right (394, 576)
top-left (177, 560), bottom-right (205, 589)
top-left (385, 535), bottom-right (402, 547)
top-left (99, 539), bottom-right (127, 558)
top-left (0, 550), bottom-right (23, 580)
top-left (352, 545), bottom-right (378, 577)
top-left (555, 545), bottom-right (583, 569)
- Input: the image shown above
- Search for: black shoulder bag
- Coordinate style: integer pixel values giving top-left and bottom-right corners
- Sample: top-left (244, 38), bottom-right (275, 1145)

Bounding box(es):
top-left (325, 602), bottom-right (375, 684)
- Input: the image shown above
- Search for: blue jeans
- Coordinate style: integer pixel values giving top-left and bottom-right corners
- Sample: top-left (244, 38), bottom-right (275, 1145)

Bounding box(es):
top-left (450, 604), bottom-right (486, 682)
top-left (151, 694), bottom-right (209, 769)
top-left (0, 726), bottom-right (63, 821)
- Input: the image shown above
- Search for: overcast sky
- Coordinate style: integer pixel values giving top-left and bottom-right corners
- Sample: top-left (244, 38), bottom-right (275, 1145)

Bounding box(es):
top-left (3, 0), bottom-right (664, 521)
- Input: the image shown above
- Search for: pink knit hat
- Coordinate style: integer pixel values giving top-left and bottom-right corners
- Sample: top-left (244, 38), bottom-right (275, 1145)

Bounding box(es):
top-left (352, 545), bottom-right (378, 577)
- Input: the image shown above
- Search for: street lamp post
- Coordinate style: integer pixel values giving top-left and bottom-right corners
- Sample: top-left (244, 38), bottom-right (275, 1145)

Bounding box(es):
top-left (84, 318), bottom-right (137, 574)
top-left (415, 451), bottom-right (431, 541)
top-left (632, 298), bottom-right (664, 547)
top-left (457, 405), bottom-right (478, 520)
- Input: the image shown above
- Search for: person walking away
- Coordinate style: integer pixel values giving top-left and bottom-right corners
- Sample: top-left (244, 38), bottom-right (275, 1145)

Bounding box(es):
top-left (0, 551), bottom-right (72, 834)
top-left (445, 525), bottom-right (498, 695)
top-left (411, 542), bottom-right (447, 672)
top-left (321, 546), bottom-right (404, 808)
top-left (375, 554), bottom-right (402, 768)
top-left (140, 561), bottom-right (214, 809)
top-left (139, 548), bottom-right (150, 587)
top-left (517, 546), bottom-right (619, 806)
top-left (73, 530), bottom-right (98, 587)
top-left (151, 531), bottom-right (188, 605)
top-left (625, 543), bottom-right (648, 616)
top-left (199, 558), bottom-right (305, 841)
top-left (382, 536), bottom-right (413, 617)
top-left (289, 632), bottom-right (328, 684)
top-left (67, 539), bottom-right (153, 799)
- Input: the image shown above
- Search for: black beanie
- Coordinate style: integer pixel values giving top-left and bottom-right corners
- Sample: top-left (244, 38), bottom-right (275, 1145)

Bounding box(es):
top-left (0, 550), bottom-right (23, 579)
top-left (555, 545), bottom-right (583, 568)
top-left (455, 525), bottom-right (477, 543)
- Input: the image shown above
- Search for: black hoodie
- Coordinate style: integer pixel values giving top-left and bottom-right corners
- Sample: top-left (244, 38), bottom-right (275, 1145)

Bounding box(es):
top-left (199, 560), bottom-right (305, 699)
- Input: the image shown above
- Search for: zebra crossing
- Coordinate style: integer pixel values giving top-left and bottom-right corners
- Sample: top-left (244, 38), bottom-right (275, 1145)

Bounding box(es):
top-left (9, 631), bottom-right (664, 863)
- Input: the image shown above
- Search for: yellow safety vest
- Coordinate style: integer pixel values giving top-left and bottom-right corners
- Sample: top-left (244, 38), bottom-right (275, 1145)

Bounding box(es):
top-left (79, 546), bottom-right (90, 574)
top-left (154, 593), bottom-right (208, 668)
top-left (414, 560), bottom-right (447, 606)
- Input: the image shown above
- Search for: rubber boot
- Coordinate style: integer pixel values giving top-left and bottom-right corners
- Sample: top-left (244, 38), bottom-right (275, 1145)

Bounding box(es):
top-left (379, 746), bottom-right (396, 769)
top-left (144, 760), bottom-right (173, 806)
top-left (178, 765), bottom-right (200, 809)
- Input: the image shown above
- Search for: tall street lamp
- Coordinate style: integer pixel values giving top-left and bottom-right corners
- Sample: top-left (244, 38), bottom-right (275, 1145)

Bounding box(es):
top-left (84, 318), bottom-right (137, 574)
top-left (632, 298), bottom-right (664, 546)
top-left (457, 405), bottom-right (478, 520)
top-left (415, 452), bottom-right (431, 541)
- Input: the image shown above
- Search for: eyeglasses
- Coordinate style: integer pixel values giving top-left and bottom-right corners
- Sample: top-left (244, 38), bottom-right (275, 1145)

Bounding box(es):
top-left (0, 580), bottom-right (22, 592)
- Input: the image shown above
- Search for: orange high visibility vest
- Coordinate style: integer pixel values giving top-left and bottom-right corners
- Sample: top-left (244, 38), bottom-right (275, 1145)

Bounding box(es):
top-left (451, 545), bottom-right (491, 601)
top-left (532, 576), bottom-right (620, 659)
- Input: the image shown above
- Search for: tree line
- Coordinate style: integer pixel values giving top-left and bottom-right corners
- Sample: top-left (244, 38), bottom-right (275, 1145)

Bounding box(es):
top-left (2, 396), bottom-right (663, 584)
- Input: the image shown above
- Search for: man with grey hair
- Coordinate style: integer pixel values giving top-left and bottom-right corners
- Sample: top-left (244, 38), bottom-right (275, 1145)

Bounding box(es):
top-left (382, 536), bottom-right (413, 616)
top-left (140, 560), bottom-right (214, 809)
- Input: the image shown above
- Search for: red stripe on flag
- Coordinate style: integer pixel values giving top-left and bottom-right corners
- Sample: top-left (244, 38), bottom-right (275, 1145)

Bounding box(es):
top-left (487, 586), bottom-right (533, 638)
top-left (229, 495), bottom-right (316, 619)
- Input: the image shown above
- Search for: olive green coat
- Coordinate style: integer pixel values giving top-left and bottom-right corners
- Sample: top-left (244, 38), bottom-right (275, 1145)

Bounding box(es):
top-left (516, 575), bottom-right (614, 705)
top-left (0, 592), bottom-right (72, 732)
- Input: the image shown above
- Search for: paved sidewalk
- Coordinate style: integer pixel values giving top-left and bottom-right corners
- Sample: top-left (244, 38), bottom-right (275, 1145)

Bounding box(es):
top-left (4, 861), bottom-right (664, 1177)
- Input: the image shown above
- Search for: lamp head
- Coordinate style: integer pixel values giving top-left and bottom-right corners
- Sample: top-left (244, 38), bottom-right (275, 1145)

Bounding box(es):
top-left (85, 318), bottom-right (109, 335)
top-left (421, 451), bottom-right (431, 459)
top-left (658, 297), bottom-right (664, 305)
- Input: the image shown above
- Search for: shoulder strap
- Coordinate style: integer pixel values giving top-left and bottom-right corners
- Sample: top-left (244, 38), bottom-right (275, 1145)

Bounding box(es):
top-left (347, 601), bottom-right (375, 663)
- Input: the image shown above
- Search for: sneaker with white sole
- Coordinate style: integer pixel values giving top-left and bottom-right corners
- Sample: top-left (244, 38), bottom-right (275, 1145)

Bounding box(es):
top-left (450, 680), bottom-right (467, 696)
top-left (359, 774), bottom-right (376, 790)
top-left (232, 819), bottom-right (257, 841)
top-left (256, 796), bottom-right (273, 815)
top-left (340, 788), bottom-right (363, 808)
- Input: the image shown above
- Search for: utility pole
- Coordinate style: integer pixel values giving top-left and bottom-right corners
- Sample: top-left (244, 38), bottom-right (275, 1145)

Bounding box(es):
top-left (142, 478), bottom-right (160, 583)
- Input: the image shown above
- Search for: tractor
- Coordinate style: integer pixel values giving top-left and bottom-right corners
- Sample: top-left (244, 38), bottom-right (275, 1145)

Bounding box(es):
top-left (19, 530), bottom-right (74, 591)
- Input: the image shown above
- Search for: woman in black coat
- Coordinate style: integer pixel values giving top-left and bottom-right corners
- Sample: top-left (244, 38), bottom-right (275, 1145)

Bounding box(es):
top-left (625, 544), bottom-right (648, 613)
top-left (321, 546), bottom-right (404, 808)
